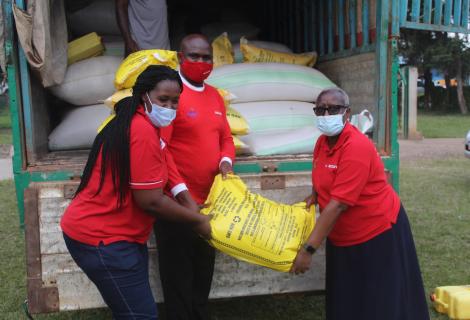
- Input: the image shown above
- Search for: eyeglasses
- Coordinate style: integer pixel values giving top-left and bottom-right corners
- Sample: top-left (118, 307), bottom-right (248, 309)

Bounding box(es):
top-left (313, 104), bottom-right (349, 116)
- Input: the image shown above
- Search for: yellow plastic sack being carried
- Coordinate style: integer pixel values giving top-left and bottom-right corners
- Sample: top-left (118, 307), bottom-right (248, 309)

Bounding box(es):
top-left (114, 50), bottom-right (178, 89)
top-left (201, 174), bottom-right (315, 272)
top-left (226, 107), bottom-right (249, 135)
top-left (240, 37), bottom-right (317, 67)
top-left (212, 32), bottom-right (234, 68)
top-left (104, 88), bottom-right (133, 109)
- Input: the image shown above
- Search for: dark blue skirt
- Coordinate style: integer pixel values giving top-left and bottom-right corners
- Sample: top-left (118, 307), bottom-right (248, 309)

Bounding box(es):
top-left (326, 205), bottom-right (430, 320)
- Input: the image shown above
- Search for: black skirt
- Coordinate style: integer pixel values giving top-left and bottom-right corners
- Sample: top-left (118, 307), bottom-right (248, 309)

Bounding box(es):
top-left (326, 205), bottom-right (430, 320)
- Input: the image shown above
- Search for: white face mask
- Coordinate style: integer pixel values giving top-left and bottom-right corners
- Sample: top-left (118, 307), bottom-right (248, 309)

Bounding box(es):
top-left (317, 111), bottom-right (346, 136)
top-left (145, 93), bottom-right (176, 127)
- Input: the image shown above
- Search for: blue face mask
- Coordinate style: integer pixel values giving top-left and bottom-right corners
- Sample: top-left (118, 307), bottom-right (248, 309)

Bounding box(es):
top-left (145, 93), bottom-right (176, 127)
top-left (317, 112), bottom-right (346, 137)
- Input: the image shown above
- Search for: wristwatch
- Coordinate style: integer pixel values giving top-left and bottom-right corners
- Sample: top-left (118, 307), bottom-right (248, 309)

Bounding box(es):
top-left (303, 243), bottom-right (316, 255)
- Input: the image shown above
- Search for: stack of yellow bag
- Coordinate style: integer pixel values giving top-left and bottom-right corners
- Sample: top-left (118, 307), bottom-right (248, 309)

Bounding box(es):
top-left (216, 88), bottom-right (250, 155)
top-left (212, 32), bottom-right (234, 68)
top-left (211, 33), bottom-right (317, 68)
top-left (239, 37), bottom-right (317, 67)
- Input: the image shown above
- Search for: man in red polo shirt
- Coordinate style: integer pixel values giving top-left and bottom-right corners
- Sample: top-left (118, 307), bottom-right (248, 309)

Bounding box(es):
top-left (155, 34), bottom-right (235, 320)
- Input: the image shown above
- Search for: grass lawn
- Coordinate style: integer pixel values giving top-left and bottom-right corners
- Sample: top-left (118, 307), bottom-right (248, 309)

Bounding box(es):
top-left (1, 157), bottom-right (469, 319)
top-left (0, 103), bottom-right (12, 145)
top-left (418, 112), bottom-right (470, 138)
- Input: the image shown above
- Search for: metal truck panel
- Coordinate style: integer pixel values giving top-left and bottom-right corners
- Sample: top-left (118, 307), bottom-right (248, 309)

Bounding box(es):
top-left (26, 173), bottom-right (325, 313)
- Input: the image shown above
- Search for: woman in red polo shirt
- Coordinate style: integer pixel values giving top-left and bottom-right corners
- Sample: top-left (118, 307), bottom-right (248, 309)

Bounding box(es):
top-left (291, 88), bottom-right (429, 320)
top-left (60, 65), bottom-right (210, 320)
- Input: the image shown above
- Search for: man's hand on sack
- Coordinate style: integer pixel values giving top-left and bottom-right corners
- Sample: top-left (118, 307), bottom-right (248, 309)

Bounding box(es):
top-left (176, 190), bottom-right (199, 213)
top-left (176, 191), bottom-right (212, 240)
top-left (290, 249), bottom-right (313, 275)
top-left (193, 215), bottom-right (212, 240)
top-left (220, 161), bottom-right (233, 179)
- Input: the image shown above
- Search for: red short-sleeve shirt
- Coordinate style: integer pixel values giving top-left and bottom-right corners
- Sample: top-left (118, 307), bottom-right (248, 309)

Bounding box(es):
top-left (61, 107), bottom-right (168, 246)
top-left (313, 122), bottom-right (401, 246)
top-left (159, 82), bottom-right (235, 204)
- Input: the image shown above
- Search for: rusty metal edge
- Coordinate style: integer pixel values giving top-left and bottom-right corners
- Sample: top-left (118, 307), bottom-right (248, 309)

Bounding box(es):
top-left (24, 187), bottom-right (60, 313)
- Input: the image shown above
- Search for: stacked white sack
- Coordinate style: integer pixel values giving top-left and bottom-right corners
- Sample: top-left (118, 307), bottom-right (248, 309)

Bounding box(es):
top-left (48, 56), bottom-right (122, 150)
top-left (207, 63), bottom-right (336, 104)
top-left (231, 101), bottom-right (317, 134)
top-left (207, 63), bottom-right (336, 156)
top-left (50, 56), bottom-right (122, 106)
top-left (48, 104), bottom-right (111, 151)
top-left (232, 102), bottom-right (374, 156)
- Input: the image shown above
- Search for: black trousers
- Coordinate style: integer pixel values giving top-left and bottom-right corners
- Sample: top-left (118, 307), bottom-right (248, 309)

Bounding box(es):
top-left (154, 220), bottom-right (215, 320)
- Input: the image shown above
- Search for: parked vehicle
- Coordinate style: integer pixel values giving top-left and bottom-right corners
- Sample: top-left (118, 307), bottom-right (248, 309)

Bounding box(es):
top-left (3, 0), bottom-right (469, 315)
top-left (465, 130), bottom-right (470, 159)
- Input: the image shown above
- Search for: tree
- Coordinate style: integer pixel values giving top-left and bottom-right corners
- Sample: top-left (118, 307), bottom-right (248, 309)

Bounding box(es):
top-left (399, 30), bottom-right (470, 114)
top-left (399, 30), bottom-right (435, 109)
top-left (426, 34), bottom-right (470, 114)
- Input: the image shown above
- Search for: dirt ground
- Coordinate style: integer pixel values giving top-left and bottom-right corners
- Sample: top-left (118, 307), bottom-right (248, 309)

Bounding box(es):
top-left (399, 138), bottom-right (466, 161)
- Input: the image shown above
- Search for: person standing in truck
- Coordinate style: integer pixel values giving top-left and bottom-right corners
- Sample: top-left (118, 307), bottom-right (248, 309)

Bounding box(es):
top-left (291, 88), bottom-right (430, 320)
top-left (155, 34), bottom-right (235, 320)
top-left (115, 0), bottom-right (170, 57)
top-left (60, 65), bottom-right (211, 320)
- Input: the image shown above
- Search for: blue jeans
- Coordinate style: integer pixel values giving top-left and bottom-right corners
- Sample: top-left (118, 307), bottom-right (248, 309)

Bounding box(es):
top-left (63, 233), bottom-right (158, 320)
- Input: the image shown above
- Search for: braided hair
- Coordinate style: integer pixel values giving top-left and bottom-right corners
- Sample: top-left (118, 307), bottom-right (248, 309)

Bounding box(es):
top-left (75, 65), bottom-right (183, 207)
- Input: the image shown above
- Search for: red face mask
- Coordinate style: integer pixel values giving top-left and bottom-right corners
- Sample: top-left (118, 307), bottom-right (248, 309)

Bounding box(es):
top-left (180, 59), bottom-right (213, 83)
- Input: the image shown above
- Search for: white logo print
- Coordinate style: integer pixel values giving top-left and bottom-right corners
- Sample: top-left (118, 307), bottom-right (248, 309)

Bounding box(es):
top-left (214, 111), bottom-right (222, 116)
top-left (325, 164), bottom-right (337, 169)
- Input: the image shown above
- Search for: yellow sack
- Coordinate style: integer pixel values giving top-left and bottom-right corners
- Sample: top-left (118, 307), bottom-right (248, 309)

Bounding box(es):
top-left (232, 136), bottom-right (248, 155)
top-left (201, 174), bottom-right (315, 272)
top-left (226, 107), bottom-right (249, 135)
top-left (68, 32), bottom-right (104, 65)
top-left (114, 50), bottom-right (178, 89)
top-left (212, 32), bottom-right (234, 68)
top-left (240, 37), bottom-right (317, 67)
top-left (217, 88), bottom-right (237, 108)
top-left (104, 88), bottom-right (133, 109)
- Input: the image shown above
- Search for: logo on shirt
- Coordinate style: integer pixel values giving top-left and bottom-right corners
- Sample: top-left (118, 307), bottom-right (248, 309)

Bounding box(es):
top-left (214, 111), bottom-right (222, 116)
top-left (187, 109), bottom-right (198, 118)
top-left (325, 164), bottom-right (338, 169)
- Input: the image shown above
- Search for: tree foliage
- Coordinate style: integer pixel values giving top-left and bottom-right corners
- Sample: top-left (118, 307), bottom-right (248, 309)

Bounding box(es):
top-left (399, 30), bottom-right (470, 114)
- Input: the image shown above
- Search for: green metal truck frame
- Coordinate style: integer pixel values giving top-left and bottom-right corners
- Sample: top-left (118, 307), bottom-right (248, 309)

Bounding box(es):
top-left (5, 0), bottom-right (470, 225)
top-left (3, 0), bottom-right (470, 315)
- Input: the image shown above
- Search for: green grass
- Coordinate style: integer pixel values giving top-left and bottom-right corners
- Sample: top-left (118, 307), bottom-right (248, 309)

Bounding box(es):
top-left (0, 104), bottom-right (12, 145)
top-left (0, 180), bottom-right (26, 319)
top-left (418, 112), bottom-right (470, 138)
top-left (400, 157), bottom-right (470, 320)
top-left (0, 129), bottom-right (12, 145)
top-left (1, 157), bottom-right (469, 319)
